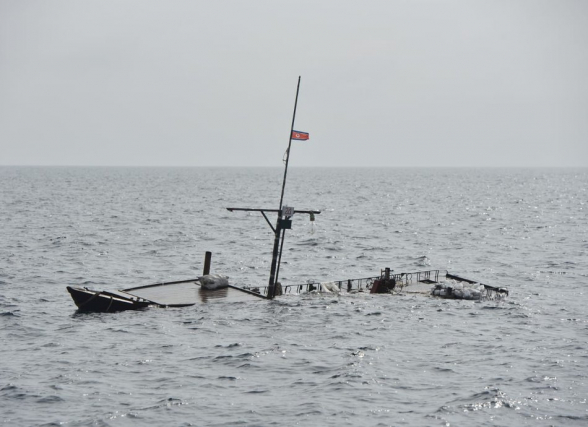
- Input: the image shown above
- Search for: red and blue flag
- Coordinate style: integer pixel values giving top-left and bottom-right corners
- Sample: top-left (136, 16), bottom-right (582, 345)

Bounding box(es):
top-left (291, 130), bottom-right (309, 141)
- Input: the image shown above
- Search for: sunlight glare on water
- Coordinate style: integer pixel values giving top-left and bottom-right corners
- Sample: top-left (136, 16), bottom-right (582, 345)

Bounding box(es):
top-left (1, 167), bottom-right (587, 426)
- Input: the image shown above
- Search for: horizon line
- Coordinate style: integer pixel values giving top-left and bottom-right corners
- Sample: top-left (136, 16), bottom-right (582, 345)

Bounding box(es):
top-left (1, 164), bottom-right (587, 169)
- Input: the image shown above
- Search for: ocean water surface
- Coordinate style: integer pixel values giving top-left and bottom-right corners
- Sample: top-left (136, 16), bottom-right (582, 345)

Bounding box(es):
top-left (1, 167), bottom-right (587, 426)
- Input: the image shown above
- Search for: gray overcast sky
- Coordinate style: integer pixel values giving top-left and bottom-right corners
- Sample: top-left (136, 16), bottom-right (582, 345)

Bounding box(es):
top-left (1, 0), bottom-right (587, 167)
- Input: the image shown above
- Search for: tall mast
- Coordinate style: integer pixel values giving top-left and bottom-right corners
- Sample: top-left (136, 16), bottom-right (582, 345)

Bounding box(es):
top-left (226, 77), bottom-right (318, 300)
top-left (267, 76), bottom-right (301, 298)
top-left (278, 75), bottom-right (301, 212)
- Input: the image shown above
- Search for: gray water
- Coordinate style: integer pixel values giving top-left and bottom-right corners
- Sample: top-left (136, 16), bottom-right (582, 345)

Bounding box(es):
top-left (1, 167), bottom-right (587, 426)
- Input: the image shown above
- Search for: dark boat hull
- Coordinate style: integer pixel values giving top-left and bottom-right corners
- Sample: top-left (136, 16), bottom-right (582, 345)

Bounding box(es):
top-left (67, 278), bottom-right (266, 313)
top-left (67, 286), bottom-right (150, 312)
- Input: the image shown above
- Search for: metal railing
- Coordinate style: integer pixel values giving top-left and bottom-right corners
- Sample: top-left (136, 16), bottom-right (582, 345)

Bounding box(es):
top-left (237, 269), bottom-right (509, 299)
top-left (282, 276), bottom-right (380, 294)
top-left (381, 269), bottom-right (442, 287)
top-left (278, 269), bottom-right (444, 295)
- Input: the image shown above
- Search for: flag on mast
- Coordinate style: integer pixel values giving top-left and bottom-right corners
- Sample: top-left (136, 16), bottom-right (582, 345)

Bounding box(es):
top-left (291, 130), bottom-right (309, 141)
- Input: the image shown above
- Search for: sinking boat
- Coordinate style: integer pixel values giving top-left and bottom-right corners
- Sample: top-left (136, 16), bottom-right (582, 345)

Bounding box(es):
top-left (68, 267), bottom-right (507, 313)
top-left (67, 277), bottom-right (266, 313)
top-left (67, 77), bottom-right (314, 312)
top-left (66, 77), bottom-right (508, 313)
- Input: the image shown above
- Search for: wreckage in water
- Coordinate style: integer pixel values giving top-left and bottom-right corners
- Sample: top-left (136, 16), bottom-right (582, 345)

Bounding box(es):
top-left (67, 273), bottom-right (265, 313)
top-left (66, 77), bottom-right (508, 313)
top-left (67, 268), bottom-right (508, 313)
top-left (67, 76), bottom-right (315, 312)
top-left (276, 269), bottom-right (508, 300)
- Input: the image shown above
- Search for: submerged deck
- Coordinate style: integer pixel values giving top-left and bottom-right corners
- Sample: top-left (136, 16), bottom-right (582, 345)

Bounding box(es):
top-left (68, 270), bottom-right (507, 313)
top-left (270, 269), bottom-right (507, 299)
top-left (122, 280), bottom-right (265, 306)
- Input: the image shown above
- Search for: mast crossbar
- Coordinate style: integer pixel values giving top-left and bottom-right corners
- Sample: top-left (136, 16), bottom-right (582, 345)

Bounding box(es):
top-left (226, 208), bottom-right (321, 215)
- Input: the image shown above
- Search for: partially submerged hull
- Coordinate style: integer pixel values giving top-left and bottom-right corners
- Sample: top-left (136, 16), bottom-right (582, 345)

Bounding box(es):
top-left (67, 287), bottom-right (150, 312)
top-left (67, 278), bottom-right (266, 313)
top-left (67, 269), bottom-right (508, 313)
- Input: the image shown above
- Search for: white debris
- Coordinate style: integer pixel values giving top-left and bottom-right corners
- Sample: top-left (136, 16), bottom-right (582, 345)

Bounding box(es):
top-left (200, 274), bottom-right (229, 290)
top-left (320, 282), bottom-right (340, 293)
top-left (431, 280), bottom-right (488, 300)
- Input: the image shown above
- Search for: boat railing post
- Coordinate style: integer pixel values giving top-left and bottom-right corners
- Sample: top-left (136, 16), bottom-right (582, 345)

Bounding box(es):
top-left (203, 251), bottom-right (212, 276)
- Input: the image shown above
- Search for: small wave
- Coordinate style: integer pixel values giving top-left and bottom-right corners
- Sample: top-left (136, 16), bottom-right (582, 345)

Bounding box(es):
top-left (296, 240), bottom-right (319, 247)
top-left (137, 397), bottom-right (186, 411)
top-left (1, 311), bottom-right (19, 316)
top-left (552, 414), bottom-right (588, 422)
top-left (415, 255), bottom-right (431, 266)
top-left (1, 384), bottom-right (39, 401)
top-left (217, 376), bottom-right (240, 381)
top-left (438, 388), bottom-right (520, 414)
top-left (36, 395), bottom-right (65, 404)
top-left (214, 342), bottom-right (242, 348)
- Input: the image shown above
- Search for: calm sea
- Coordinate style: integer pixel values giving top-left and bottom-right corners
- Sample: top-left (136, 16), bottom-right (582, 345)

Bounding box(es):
top-left (1, 167), bottom-right (587, 426)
